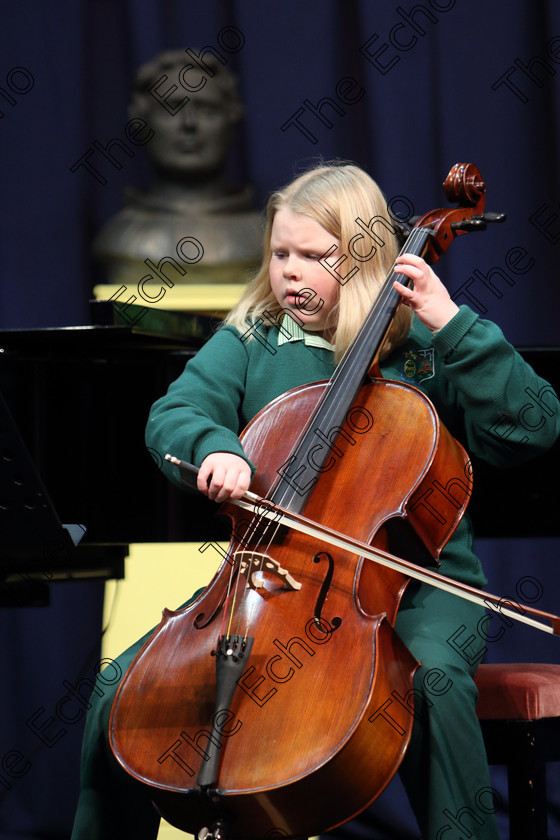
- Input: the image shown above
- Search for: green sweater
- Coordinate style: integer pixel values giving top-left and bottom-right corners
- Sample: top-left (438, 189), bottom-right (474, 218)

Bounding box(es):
top-left (146, 306), bottom-right (560, 587)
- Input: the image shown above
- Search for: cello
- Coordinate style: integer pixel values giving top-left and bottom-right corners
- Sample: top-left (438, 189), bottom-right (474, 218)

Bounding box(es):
top-left (109, 163), bottom-right (559, 839)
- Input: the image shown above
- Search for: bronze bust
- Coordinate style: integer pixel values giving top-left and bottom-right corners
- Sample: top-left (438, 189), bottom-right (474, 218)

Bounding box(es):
top-left (93, 50), bottom-right (263, 289)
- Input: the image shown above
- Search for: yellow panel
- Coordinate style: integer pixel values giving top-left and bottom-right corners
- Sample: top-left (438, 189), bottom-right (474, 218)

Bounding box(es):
top-left (157, 818), bottom-right (193, 839)
top-left (93, 283), bottom-right (246, 315)
top-left (102, 542), bottom-right (224, 666)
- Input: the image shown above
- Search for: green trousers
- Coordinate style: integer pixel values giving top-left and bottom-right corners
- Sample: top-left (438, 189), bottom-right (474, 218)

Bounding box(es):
top-left (71, 584), bottom-right (499, 840)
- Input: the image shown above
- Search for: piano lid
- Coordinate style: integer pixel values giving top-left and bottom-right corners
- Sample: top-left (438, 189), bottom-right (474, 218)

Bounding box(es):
top-left (0, 301), bottom-right (221, 352)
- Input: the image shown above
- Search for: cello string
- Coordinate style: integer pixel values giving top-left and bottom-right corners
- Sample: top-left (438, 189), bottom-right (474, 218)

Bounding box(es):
top-left (218, 541), bottom-right (243, 640)
top-left (230, 528), bottom-right (266, 638)
top-left (224, 502), bottom-right (282, 640)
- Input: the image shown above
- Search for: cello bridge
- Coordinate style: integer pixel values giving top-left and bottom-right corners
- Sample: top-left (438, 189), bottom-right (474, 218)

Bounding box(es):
top-left (234, 551), bottom-right (302, 591)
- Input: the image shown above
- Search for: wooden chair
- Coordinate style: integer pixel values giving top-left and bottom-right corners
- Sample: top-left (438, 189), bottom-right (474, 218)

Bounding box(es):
top-left (474, 663), bottom-right (560, 840)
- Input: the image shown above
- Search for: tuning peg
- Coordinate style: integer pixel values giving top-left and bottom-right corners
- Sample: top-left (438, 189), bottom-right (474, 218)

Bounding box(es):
top-left (450, 210), bottom-right (507, 233)
top-left (391, 219), bottom-right (413, 241)
top-left (482, 211), bottom-right (507, 223)
top-left (450, 219), bottom-right (487, 232)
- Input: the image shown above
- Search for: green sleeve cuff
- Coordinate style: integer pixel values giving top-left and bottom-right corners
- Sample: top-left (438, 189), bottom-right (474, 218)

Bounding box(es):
top-left (431, 305), bottom-right (479, 360)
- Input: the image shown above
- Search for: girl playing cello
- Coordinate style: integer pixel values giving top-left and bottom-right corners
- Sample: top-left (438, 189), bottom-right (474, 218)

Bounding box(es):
top-left (72, 162), bottom-right (560, 840)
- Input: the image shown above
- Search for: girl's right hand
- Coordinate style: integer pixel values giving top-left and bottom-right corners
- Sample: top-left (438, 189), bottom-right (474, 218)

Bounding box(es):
top-left (197, 452), bottom-right (252, 502)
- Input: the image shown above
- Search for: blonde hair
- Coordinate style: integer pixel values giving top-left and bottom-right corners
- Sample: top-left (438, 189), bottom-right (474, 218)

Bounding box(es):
top-left (225, 162), bottom-right (412, 363)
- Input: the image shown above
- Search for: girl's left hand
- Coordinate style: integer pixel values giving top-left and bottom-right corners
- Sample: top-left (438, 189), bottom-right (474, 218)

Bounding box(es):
top-left (393, 253), bottom-right (459, 332)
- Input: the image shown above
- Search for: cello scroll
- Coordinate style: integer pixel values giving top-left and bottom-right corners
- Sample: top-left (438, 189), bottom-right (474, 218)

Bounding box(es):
top-left (407, 162), bottom-right (506, 264)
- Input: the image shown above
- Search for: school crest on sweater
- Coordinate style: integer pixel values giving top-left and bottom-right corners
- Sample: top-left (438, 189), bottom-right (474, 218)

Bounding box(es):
top-left (401, 348), bottom-right (435, 384)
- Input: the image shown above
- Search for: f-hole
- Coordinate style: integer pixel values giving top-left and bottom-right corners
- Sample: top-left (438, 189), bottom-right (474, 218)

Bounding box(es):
top-left (312, 552), bottom-right (342, 632)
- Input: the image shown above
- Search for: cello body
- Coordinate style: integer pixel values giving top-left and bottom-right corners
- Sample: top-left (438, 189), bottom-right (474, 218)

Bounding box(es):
top-left (110, 377), bottom-right (470, 838)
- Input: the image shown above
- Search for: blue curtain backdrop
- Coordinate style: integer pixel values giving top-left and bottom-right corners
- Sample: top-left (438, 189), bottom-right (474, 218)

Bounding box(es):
top-left (0, 1), bottom-right (559, 837)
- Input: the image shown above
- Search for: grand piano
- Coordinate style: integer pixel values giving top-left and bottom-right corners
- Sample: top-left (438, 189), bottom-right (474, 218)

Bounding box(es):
top-left (1, 302), bottom-right (559, 605)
